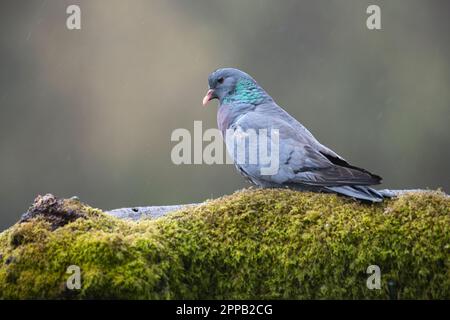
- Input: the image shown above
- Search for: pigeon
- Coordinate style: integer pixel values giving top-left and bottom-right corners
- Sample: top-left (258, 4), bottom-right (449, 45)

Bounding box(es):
top-left (202, 67), bottom-right (391, 202)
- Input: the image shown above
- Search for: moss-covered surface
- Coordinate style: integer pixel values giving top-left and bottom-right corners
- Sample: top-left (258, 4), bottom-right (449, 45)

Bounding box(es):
top-left (0, 189), bottom-right (449, 299)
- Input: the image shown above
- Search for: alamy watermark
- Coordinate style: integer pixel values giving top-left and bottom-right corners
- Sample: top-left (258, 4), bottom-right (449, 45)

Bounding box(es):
top-left (64, 4), bottom-right (380, 32)
top-left (366, 265), bottom-right (381, 290)
top-left (66, 265), bottom-right (81, 290)
top-left (171, 121), bottom-right (280, 175)
top-left (366, 5), bottom-right (381, 30)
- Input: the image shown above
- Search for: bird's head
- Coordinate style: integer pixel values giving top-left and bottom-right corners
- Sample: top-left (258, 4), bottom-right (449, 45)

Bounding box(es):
top-left (202, 68), bottom-right (271, 106)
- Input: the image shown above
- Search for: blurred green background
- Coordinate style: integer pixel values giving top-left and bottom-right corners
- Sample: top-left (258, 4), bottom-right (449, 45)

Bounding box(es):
top-left (0, 0), bottom-right (449, 230)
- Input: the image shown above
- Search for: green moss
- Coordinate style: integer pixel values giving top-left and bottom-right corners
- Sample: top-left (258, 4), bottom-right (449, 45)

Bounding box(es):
top-left (0, 189), bottom-right (449, 299)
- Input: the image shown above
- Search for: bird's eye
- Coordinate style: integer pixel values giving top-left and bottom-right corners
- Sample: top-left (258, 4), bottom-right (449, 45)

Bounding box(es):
top-left (217, 77), bottom-right (224, 84)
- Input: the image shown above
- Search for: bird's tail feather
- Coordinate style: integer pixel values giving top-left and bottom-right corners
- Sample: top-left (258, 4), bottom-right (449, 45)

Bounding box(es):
top-left (325, 186), bottom-right (434, 202)
top-left (325, 185), bottom-right (385, 202)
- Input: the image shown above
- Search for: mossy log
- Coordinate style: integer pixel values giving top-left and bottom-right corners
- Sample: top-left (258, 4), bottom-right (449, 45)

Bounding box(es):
top-left (0, 189), bottom-right (449, 299)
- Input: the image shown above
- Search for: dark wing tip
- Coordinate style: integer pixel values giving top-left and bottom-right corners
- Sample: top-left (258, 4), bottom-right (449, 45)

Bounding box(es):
top-left (319, 151), bottom-right (383, 185)
top-left (370, 173), bottom-right (383, 184)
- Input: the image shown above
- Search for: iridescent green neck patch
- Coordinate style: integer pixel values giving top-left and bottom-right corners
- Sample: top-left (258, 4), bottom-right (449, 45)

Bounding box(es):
top-left (223, 79), bottom-right (268, 105)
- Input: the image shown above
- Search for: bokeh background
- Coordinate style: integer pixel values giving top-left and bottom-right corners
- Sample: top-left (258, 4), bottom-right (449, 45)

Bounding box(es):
top-left (1, 0), bottom-right (449, 230)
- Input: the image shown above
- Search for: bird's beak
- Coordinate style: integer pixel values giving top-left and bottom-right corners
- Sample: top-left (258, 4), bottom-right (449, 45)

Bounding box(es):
top-left (202, 89), bottom-right (215, 106)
